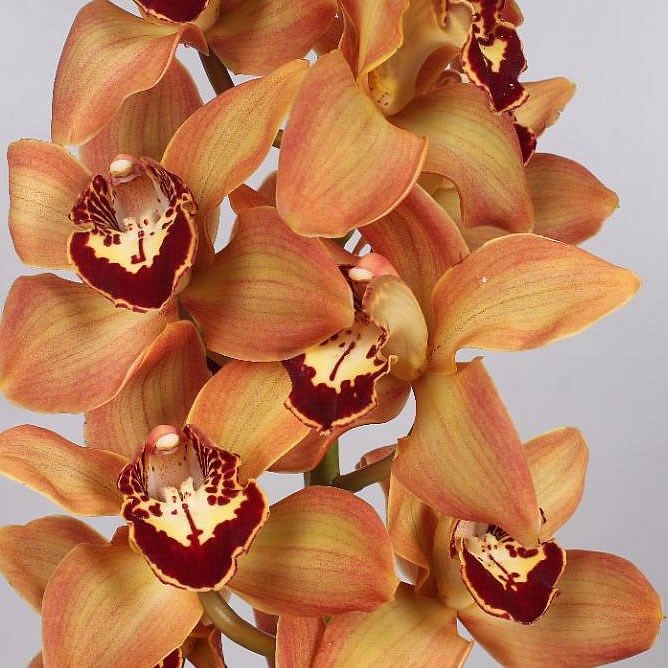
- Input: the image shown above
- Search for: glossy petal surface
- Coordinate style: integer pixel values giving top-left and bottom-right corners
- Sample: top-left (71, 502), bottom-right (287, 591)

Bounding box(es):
top-left (231, 486), bottom-right (398, 616)
top-left (8, 140), bottom-right (88, 268)
top-left (429, 234), bottom-right (640, 373)
top-left (276, 50), bottom-right (427, 237)
top-left (0, 425), bottom-right (125, 515)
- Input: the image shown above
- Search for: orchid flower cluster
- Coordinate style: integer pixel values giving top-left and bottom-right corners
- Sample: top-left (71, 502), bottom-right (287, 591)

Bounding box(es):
top-left (0, 1), bottom-right (662, 666)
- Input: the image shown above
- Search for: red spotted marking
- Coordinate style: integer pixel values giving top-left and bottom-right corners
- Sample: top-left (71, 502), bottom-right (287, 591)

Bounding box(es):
top-left (118, 425), bottom-right (268, 591)
top-left (514, 122), bottom-right (537, 163)
top-left (154, 648), bottom-right (184, 668)
top-left (68, 158), bottom-right (197, 312)
top-left (452, 520), bottom-right (566, 624)
top-left (462, 0), bottom-right (528, 112)
top-left (135, 0), bottom-right (209, 23)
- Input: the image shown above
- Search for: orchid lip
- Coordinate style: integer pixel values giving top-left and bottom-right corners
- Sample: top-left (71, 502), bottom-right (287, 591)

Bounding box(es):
top-left (67, 155), bottom-right (198, 312)
top-left (118, 424), bottom-right (268, 591)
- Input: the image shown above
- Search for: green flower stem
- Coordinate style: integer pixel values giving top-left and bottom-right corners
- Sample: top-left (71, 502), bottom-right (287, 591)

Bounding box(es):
top-left (199, 51), bottom-right (235, 95)
top-left (199, 591), bottom-right (276, 657)
top-left (331, 451), bottom-right (394, 493)
top-left (305, 439), bottom-right (340, 486)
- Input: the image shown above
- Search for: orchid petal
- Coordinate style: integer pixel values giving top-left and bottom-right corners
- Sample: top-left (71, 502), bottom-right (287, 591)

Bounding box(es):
top-left (155, 649), bottom-right (184, 668)
top-left (460, 550), bottom-right (663, 666)
top-left (361, 184), bottom-right (469, 327)
top-left (276, 617), bottom-right (326, 668)
top-left (207, 0), bottom-right (336, 75)
top-left (187, 360), bottom-right (310, 480)
top-left (42, 542), bottom-right (201, 668)
top-left (80, 59), bottom-right (202, 174)
top-left (0, 274), bottom-right (167, 412)
top-left (0, 515), bottom-right (105, 611)
top-left (514, 78), bottom-right (576, 137)
top-left (313, 583), bottom-right (472, 667)
top-left (0, 425), bottom-right (125, 515)
top-left (393, 362), bottom-right (540, 546)
top-left (276, 50), bottom-right (427, 237)
top-left (85, 321), bottom-right (210, 458)
top-left (231, 486), bottom-right (398, 616)
top-left (52, 0), bottom-right (206, 146)
top-left (526, 428), bottom-right (588, 539)
top-left (8, 140), bottom-right (88, 269)
top-left (393, 81), bottom-right (533, 232)
top-left (163, 60), bottom-right (308, 220)
top-left (187, 626), bottom-right (225, 668)
top-left (183, 205), bottom-right (352, 361)
top-left (119, 425), bottom-right (268, 591)
top-left (338, 0), bottom-right (409, 80)
top-left (429, 234), bottom-right (640, 373)
top-left (134, 0), bottom-right (209, 24)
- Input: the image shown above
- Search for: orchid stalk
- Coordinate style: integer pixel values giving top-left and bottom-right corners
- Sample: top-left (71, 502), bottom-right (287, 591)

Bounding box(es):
top-left (0, 1), bottom-right (662, 667)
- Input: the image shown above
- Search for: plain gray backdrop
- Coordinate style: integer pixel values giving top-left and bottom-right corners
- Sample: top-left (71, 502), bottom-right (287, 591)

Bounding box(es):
top-left (0, 1), bottom-right (665, 666)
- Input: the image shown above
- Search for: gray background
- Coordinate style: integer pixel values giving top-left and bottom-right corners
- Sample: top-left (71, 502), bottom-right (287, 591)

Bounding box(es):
top-left (0, 1), bottom-right (665, 666)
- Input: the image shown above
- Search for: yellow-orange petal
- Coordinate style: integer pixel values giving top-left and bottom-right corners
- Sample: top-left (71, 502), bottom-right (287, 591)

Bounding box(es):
top-left (393, 81), bottom-right (533, 232)
top-left (85, 321), bottom-right (210, 458)
top-left (313, 583), bottom-right (472, 667)
top-left (429, 234), bottom-right (640, 373)
top-left (276, 50), bottom-right (427, 237)
top-left (460, 550), bottom-right (663, 666)
top-left (0, 515), bottom-right (105, 611)
top-left (8, 140), bottom-right (89, 269)
top-left (52, 0), bottom-right (206, 146)
top-left (338, 0), bottom-right (409, 80)
top-left (526, 428), bottom-right (588, 539)
top-left (42, 542), bottom-right (201, 668)
top-left (528, 153), bottom-right (620, 245)
top-left (207, 0), bottom-right (336, 75)
top-left (0, 274), bottom-right (167, 412)
top-left (163, 59), bottom-right (308, 221)
top-left (80, 59), bottom-right (202, 174)
top-left (182, 206), bottom-right (353, 361)
top-left (276, 617), bottom-right (326, 668)
top-left (361, 184), bottom-right (469, 328)
top-left (271, 374), bottom-right (410, 473)
top-left (119, 425), bottom-right (268, 591)
top-left (514, 78), bottom-right (576, 137)
top-left (187, 360), bottom-right (310, 480)
top-left (393, 362), bottom-right (540, 546)
top-left (0, 425), bottom-right (125, 515)
top-left (231, 486), bottom-right (398, 616)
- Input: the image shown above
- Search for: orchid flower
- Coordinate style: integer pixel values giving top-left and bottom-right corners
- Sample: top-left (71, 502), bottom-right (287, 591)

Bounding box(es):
top-left (0, 321), bottom-right (397, 667)
top-left (1, 59), bottom-right (357, 414)
top-left (51, 0), bottom-right (337, 146)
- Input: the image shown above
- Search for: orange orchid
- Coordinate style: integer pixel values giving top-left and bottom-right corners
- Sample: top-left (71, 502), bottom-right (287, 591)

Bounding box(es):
top-left (1, 59), bottom-right (357, 414)
top-left (0, 321), bottom-right (397, 666)
top-left (51, 0), bottom-right (337, 146)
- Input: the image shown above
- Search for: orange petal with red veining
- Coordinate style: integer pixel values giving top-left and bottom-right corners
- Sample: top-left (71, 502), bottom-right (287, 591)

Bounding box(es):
top-left (42, 541), bottom-right (201, 668)
top-left (526, 428), bottom-right (588, 539)
top-left (119, 425), bottom-right (268, 591)
top-left (393, 82), bottom-right (532, 232)
top-left (182, 206), bottom-right (353, 361)
top-left (276, 50), bottom-right (427, 237)
top-left (187, 360), bottom-right (310, 481)
top-left (163, 60), bottom-right (308, 220)
top-left (393, 362), bottom-right (540, 546)
top-left (514, 78), bottom-right (576, 137)
top-left (207, 0), bottom-right (336, 75)
top-left (312, 583), bottom-right (472, 667)
top-left (0, 274), bottom-right (167, 412)
top-left (52, 0), bottom-right (206, 146)
top-left (80, 59), bottom-right (202, 174)
top-left (276, 616), bottom-right (326, 668)
top-left (0, 425), bottom-right (125, 515)
top-left (231, 486), bottom-right (398, 616)
top-left (361, 184), bottom-right (469, 327)
top-left (429, 234), bottom-right (639, 373)
top-left (85, 321), bottom-right (210, 458)
top-left (8, 140), bottom-right (89, 269)
top-left (0, 515), bottom-right (105, 611)
top-left (460, 550), bottom-right (663, 666)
